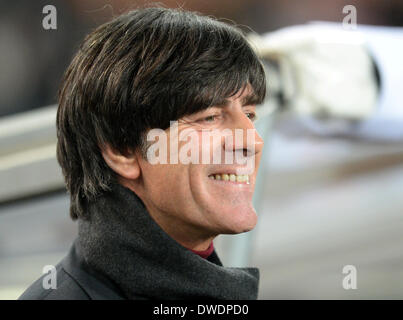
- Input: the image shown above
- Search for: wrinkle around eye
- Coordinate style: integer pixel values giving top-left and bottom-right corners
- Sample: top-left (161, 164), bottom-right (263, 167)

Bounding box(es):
top-left (177, 117), bottom-right (215, 132)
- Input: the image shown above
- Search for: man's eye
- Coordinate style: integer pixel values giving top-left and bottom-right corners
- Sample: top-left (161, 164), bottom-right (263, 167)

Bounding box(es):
top-left (246, 112), bottom-right (257, 121)
top-left (198, 115), bottom-right (219, 123)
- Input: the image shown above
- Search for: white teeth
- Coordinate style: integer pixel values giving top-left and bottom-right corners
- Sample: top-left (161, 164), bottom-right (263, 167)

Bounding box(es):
top-left (209, 173), bottom-right (249, 183)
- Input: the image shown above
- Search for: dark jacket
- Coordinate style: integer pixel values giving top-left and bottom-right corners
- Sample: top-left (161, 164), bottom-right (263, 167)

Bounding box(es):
top-left (19, 184), bottom-right (259, 300)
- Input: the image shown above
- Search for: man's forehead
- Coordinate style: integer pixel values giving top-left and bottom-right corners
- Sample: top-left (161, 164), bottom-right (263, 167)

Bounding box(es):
top-left (177, 85), bottom-right (259, 122)
top-left (215, 85), bottom-right (259, 108)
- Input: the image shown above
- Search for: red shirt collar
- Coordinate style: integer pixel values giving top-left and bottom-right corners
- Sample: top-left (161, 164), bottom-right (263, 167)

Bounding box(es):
top-left (189, 242), bottom-right (214, 259)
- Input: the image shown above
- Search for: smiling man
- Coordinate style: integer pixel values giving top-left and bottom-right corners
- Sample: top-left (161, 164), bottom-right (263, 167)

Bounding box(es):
top-left (20, 7), bottom-right (266, 300)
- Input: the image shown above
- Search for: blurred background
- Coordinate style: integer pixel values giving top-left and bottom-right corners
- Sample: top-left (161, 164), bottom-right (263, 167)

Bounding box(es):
top-left (0, 0), bottom-right (403, 299)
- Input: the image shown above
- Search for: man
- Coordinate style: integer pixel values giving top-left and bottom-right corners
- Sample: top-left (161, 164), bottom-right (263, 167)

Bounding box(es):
top-left (19, 7), bottom-right (266, 300)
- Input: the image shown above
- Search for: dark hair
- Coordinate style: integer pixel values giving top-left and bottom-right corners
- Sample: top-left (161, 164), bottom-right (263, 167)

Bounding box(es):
top-left (57, 7), bottom-right (266, 220)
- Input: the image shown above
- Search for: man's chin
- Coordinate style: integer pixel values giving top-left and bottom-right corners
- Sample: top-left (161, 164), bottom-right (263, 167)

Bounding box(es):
top-left (219, 211), bottom-right (258, 235)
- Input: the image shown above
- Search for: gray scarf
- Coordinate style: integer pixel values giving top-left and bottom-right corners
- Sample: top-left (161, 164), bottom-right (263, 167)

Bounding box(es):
top-left (77, 183), bottom-right (259, 300)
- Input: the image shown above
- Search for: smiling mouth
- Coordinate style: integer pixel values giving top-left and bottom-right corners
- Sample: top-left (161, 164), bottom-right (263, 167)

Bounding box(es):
top-left (208, 173), bottom-right (250, 184)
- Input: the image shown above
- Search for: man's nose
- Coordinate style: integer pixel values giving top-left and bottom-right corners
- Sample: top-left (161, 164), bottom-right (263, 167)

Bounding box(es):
top-left (224, 111), bottom-right (264, 157)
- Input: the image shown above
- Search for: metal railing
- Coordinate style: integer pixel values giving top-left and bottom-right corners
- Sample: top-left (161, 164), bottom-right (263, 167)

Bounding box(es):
top-left (0, 105), bottom-right (64, 203)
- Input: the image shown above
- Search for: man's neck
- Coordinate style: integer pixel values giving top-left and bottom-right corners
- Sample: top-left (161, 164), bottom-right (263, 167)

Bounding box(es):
top-left (121, 180), bottom-right (216, 252)
top-left (189, 242), bottom-right (214, 259)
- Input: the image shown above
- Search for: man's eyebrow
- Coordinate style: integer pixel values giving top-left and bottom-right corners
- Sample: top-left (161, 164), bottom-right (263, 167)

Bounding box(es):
top-left (241, 93), bottom-right (260, 107)
top-left (213, 93), bottom-right (260, 108)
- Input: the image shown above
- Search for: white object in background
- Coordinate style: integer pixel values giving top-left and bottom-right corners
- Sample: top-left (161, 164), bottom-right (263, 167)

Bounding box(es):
top-left (351, 24), bottom-right (403, 141)
top-left (249, 23), bottom-right (378, 120)
top-left (250, 23), bottom-right (403, 141)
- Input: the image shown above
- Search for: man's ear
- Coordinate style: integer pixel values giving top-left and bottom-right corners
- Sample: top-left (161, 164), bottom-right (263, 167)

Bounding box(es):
top-left (101, 144), bottom-right (141, 180)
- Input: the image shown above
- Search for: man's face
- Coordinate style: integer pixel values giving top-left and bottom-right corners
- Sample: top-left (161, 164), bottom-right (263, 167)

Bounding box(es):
top-left (135, 88), bottom-right (264, 246)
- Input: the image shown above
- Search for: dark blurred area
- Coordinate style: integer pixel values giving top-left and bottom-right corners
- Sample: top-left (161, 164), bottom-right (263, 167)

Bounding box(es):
top-left (0, 0), bottom-right (402, 118)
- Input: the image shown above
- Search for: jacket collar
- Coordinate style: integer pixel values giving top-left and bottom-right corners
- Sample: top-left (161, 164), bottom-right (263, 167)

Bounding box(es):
top-left (76, 183), bottom-right (259, 300)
